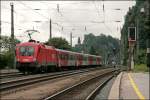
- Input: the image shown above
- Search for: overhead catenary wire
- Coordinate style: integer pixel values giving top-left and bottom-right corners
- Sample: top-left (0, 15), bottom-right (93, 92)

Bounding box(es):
top-left (55, 4), bottom-right (78, 33)
top-left (1, 1), bottom-right (126, 43)
top-left (18, 1), bottom-right (63, 28)
top-left (1, 21), bottom-right (27, 30)
top-left (1, 21), bottom-right (29, 39)
top-left (1, 6), bottom-right (27, 19)
top-left (17, 1), bottom-right (113, 34)
top-left (93, 1), bottom-right (113, 34)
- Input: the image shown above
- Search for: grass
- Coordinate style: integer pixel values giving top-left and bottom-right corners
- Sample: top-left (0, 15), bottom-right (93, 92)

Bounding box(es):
top-left (134, 64), bottom-right (149, 72)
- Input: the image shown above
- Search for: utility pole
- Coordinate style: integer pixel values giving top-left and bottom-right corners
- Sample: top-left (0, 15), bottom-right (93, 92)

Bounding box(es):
top-left (128, 27), bottom-right (136, 71)
top-left (146, 0), bottom-right (150, 67)
top-left (10, 3), bottom-right (15, 69)
top-left (70, 32), bottom-right (72, 47)
top-left (0, 0), bottom-right (1, 39)
top-left (49, 19), bottom-right (52, 39)
top-left (0, 1), bottom-right (2, 54)
top-left (136, 18), bottom-right (139, 55)
top-left (11, 3), bottom-right (14, 42)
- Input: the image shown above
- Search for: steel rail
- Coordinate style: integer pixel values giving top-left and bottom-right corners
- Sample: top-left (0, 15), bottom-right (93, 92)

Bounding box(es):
top-left (0, 67), bottom-right (104, 93)
top-left (86, 70), bottom-right (120, 100)
top-left (0, 73), bottom-right (23, 79)
top-left (85, 75), bottom-right (114, 100)
top-left (44, 69), bottom-right (116, 100)
top-left (0, 72), bottom-right (19, 75)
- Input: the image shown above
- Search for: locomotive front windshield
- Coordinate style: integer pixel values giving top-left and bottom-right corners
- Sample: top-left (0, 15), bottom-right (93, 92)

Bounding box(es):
top-left (19, 46), bottom-right (34, 56)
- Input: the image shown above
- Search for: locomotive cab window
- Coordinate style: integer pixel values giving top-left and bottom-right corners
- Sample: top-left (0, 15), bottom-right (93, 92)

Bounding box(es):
top-left (19, 46), bottom-right (34, 56)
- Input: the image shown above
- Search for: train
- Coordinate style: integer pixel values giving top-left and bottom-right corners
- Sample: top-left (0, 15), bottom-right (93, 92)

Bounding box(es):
top-left (15, 40), bottom-right (102, 74)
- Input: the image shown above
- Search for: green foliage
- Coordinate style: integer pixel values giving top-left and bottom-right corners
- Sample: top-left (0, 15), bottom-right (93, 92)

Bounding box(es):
top-left (74, 33), bottom-right (120, 64)
top-left (89, 46), bottom-right (97, 55)
top-left (0, 36), bottom-right (20, 69)
top-left (134, 64), bottom-right (149, 72)
top-left (46, 37), bottom-right (72, 50)
top-left (0, 50), bottom-right (15, 69)
top-left (121, 0), bottom-right (149, 65)
top-left (0, 53), bottom-right (7, 69)
top-left (1, 35), bottom-right (20, 51)
top-left (72, 44), bottom-right (83, 53)
top-left (135, 49), bottom-right (146, 64)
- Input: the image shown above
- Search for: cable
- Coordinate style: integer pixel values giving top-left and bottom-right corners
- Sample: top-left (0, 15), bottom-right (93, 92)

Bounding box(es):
top-left (1, 5), bottom-right (27, 18)
top-left (18, 1), bottom-right (63, 28)
top-left (57, 8), bottom-right (77, 32)
top-left (1, 21), bottom-right (27, 29)
top-left (18, 1), bottom-right (49, 19)
top-left (93, 1), bottom-right (113, 34)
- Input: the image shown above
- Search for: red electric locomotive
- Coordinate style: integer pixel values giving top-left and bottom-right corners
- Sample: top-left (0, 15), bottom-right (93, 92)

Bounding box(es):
top-left (15, 40), bottom-right (102, 74)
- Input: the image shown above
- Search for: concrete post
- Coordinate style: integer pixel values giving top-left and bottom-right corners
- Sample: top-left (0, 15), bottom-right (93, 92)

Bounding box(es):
top-left (10, 3), bottom-right (16, 69)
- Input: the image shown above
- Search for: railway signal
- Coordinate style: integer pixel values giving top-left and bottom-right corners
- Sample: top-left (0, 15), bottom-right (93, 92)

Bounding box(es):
top-left (128, 27), bottom-right (136, 42)
top-left (128, 27), bottom-right (136, 71)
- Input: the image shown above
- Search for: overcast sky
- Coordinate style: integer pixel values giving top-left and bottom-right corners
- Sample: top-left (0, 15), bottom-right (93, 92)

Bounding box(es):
top-left (1, 1), bottom-right (136, 46)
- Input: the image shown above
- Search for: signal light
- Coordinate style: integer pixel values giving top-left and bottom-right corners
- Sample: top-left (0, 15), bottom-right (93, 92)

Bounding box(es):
top-left (128, 27), bottom-right (136, 41)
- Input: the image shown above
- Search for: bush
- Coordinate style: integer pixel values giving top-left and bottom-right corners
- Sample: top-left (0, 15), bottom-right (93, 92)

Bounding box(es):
top-left (0, 51), bottom-right (14, 69)
top-left (135, 49), bottom-right (146, 64)
top-left (0, 54), bottom-right (7, 69)
top-left (134, 64), bottom-right (149, 72)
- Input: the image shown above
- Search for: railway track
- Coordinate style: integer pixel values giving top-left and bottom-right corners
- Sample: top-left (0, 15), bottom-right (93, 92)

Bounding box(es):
top-left (44, 69), bottom-right (117, 100)
top-left (0, 67), bottom-right (103, 95)
top-left (0, 72), bottom-right (23, 79)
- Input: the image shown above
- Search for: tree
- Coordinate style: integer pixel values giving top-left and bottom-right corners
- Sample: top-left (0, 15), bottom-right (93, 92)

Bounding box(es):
top-left (73, 33), bottom-right (120, 63)
top-left (46, 37), bottom-right (72, 50)
top-left (0, 51), bottom-right (16, 69)
top-left (78, 37), bottom-right (81, 44)
top-left (1, 35), bottom-right (20, 52)
top-left (89, 46), bottom-right (97, 55)
top-left (0, 36), bottom-right (20, 69)
top-left (121, 0), bottom-right (149, 65)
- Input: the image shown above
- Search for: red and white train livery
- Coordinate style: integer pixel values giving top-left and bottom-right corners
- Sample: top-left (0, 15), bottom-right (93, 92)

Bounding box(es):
top-left (15, 41), bottom-right (102, 73)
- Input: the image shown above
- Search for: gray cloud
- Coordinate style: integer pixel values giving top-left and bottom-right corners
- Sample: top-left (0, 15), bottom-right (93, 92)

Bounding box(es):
top-left (1, 1), bottom-right (135, 46)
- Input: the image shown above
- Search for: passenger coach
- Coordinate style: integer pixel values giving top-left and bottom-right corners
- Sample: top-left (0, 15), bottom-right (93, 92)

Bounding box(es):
top-left (15, 40), bottom-right (102, 73)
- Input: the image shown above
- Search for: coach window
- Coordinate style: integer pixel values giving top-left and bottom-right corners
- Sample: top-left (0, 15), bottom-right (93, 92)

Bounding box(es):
top-left (61, 54), bottom-right (63, 59)
top-left (84, 56), bottom-right (86, 61)
top-left (64, 55), bottom-right (65, 59)
top-left (65, 55), bottom-right (67, 59)
top-left (62, 54), bottom-right (64, 59)
top-left (64, 55), bottom-right (66, 60)
top-left (59, 54), bottom-right (61, 59)
top-left (65, 55), bottom-right (68, 60)
top-left (73, 55), bottom-right (75, 60)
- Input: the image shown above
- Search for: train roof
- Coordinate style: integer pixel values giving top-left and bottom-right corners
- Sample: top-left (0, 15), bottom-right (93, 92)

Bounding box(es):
top-left (17, 42), bottom-right (101, 58)
top-left (16, 42), bottom-right (54, 49)
top-left (56, 48), bottom-right (101, 58)
top-left (16, 42), bottom-right (40, 46)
